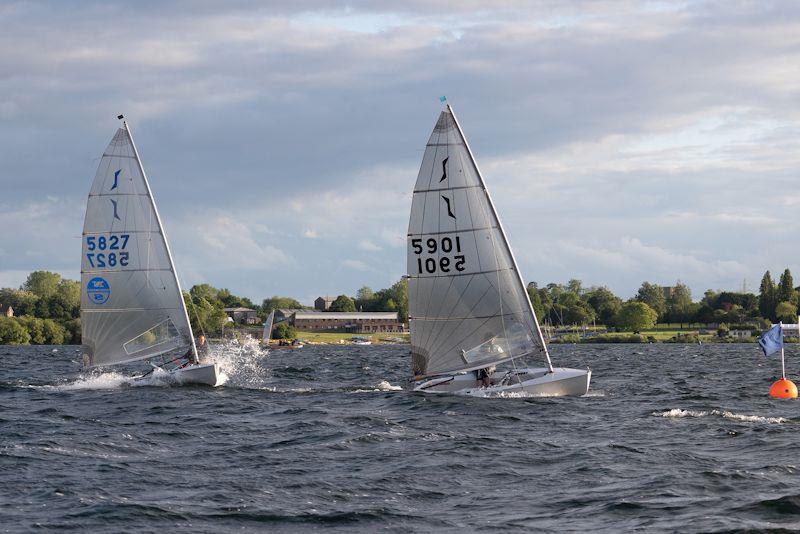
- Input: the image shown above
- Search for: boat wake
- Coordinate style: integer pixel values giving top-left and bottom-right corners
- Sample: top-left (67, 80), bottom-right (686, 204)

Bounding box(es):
top-left (654, 408), bottom-right (788, 424)
top-left (29, 369), bottom-right (177, 391)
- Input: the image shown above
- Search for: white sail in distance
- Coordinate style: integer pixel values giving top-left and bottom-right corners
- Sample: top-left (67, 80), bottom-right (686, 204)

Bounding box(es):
top-left (81, 122), bottom-right (196, 367)
top-left (407, 105), bottom-right (553, 379)
top-left (263, 310), bottom-right (275, 342)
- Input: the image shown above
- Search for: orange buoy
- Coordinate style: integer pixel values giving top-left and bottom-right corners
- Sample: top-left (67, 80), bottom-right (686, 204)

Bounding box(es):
top-left (769, 378), bottom-right (798, 399)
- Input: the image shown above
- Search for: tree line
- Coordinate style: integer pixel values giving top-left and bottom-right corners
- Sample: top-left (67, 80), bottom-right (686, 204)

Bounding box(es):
top-left (2, 268), bottom-right (793, 345)
top-left (0, 271), bottom-right (81, 344)
top-left (528, 270), bottom-right (798, 333)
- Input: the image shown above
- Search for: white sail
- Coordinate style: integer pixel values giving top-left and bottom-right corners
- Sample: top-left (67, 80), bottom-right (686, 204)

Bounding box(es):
top-left (407, 105), bottom-right (553, 379)
top-left (81, 122), bottom-right (196, 367)
top-left (262, 310), bottom-right (275, 342)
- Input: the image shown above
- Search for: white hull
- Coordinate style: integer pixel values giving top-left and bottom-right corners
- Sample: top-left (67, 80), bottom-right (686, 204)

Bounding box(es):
top-left (136, 362), bottom-right (221, 387)
top-left (414, 367), bottom-right (591, 397)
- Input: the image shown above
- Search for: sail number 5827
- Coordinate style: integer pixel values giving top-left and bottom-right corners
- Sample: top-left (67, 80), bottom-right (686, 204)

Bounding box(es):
top-left (85, 233), bottom-right (130, 268)
top-left (411, 236), bottom-right (466, 274)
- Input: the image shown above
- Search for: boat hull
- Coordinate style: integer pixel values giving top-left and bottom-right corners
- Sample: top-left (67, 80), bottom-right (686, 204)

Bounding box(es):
top-left (136, 362), bottom-right (221, 387)
top-left (414, 367), bottom-right (591, 397)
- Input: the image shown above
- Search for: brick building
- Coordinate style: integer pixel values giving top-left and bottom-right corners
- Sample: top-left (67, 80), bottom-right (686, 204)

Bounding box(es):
top-left (292, 311), bottom-right (404, 333)
top-left (314, 296), bottom-right (334, 311)
top-left (224, 307), bottom-right (259, 325)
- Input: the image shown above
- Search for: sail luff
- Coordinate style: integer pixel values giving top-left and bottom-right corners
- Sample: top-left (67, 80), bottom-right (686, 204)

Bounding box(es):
top-left (446, 104), bottom-right (554, 372)
top-left (123, 121), bottom-right (198, 359)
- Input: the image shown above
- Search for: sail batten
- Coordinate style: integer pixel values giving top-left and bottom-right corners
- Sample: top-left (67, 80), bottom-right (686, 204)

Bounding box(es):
top-left (81, 123), bottom-right (196, 367)
top-left (408, 105), bottom-right (552, 378)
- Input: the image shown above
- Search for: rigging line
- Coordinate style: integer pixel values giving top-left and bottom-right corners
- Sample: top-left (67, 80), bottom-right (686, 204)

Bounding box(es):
top-left (427, 270), bottom-right (505, 358)
top-left (433, 311), bottom-right (498, 370)
top-left (449, 104), bottom-right (553, 372)
top-left (427, 280), bottom-right (495, 363)
top-left (419, 260), bottom-right (459, 356)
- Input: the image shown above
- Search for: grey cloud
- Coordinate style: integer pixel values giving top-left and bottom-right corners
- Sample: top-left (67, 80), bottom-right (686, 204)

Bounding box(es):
top-left (2, 1), bottom-right (800, 300)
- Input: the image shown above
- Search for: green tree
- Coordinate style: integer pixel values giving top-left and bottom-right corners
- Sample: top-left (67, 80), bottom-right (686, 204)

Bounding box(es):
top-left (217, 288), bottom-right (255, 309)
top-left (777, 269), bottom-right (797, 306)
top-left (614, 301), bottom-right (658, 332)
top-left (776, 301), bottom-right (797, 323)
top-left (355, 286), bottom-right (375, 309)
top-left (389, 279), bottom-right (408, 323)
top-left (666, 282), bottom-right (693, 326)
top-left (566, 279), bottom-right (583, 295)
top-left (329, 295), bottom-right (356, 312)
top-left (554, 291), bottom-right (595, 325)
top-left (64, 318), bottom-right (81, 344)
top-left (0, 317), bottom-right (31, 344)
top-left (273, 322), bottom-right (297, 340)
top-left (42, 319), bottom-right (66, 344)
top-left (16, 316), bottom-right (45, 344)
top-left (189, 284), bottom-right (220, 303)
top-left (0, 288), bottom-right (39, 316)
top-left (635, 282), bottom-right (666, 320)
top-left (23, 271), bottom-right (62, 299)
top-left (261, 296), bottom-right (304, 314)
top-left (184, 293), bottom-right (228, 336)
top-left (527, 284), bottom-right (546, 322)
top-left (584, 287), bottom-right (622, 326)
top-left (759, 271), bottom-right (777, 321)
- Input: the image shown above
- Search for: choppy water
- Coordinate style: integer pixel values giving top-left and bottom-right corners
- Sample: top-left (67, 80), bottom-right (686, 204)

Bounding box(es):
top-left (1, 342), bottom-right (799, 532)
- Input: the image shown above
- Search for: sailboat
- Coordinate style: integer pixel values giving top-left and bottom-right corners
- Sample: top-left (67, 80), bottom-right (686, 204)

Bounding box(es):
top-left (261, 310), bottom-right (275, 347)
top-left (408, 103), bottom-right (591, 396)
top-left (80, 117), bottom-right (221, 386)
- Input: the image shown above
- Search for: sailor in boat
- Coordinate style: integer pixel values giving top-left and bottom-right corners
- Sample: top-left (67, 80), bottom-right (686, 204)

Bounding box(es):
top-left (196, 334), bottom-right (210, 363)
top-left (475, 366), bottom-right (496, 387)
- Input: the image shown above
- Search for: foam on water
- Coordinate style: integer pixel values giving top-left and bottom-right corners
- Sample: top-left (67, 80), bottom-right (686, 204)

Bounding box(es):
top-left (352, 380), bottom-right (404, 393)
top-left (655, 408), bottom-right (788, 424)
top-left (29, 371), bottom-right (134, 391)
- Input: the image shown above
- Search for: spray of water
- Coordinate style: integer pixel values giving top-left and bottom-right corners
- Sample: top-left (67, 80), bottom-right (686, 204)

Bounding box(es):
top-left (207, 337), bottom-right (270, 388)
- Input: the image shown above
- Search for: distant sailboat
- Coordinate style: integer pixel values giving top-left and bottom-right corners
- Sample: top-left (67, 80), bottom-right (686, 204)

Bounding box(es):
top-left (80, 117), bottom-right (221, 386)
top-left (262, 310), bottom-right (275, 346)
top-left (408, 103), bottom-right (591, 396)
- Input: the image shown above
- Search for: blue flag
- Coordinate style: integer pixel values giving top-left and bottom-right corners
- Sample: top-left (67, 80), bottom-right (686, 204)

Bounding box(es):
top-left (759, 324), bottom-right (783, 356)
top-left (439, 95), bottom-right (447, 103)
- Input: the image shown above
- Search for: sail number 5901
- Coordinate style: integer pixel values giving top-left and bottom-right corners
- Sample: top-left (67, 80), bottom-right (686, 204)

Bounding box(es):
top-left (411, 236), bottom-right (466, 274)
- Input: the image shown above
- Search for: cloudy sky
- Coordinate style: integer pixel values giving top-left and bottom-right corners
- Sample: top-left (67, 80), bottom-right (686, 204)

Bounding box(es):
top-left (1, 0), bottom-right (799, 304)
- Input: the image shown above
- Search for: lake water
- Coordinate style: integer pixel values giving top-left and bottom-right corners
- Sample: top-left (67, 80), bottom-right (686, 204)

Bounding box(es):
top-left (1, 342), bottom-right (799, 532)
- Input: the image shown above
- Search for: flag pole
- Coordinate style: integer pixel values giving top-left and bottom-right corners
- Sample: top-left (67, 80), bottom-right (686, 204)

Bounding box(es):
top-left (780, 321), bottom-right (786, 378)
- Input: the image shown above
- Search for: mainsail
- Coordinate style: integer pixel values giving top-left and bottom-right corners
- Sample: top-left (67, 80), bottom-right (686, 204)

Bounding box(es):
top-left (407, 105), bottom-right (554, 379)
top-left (263, 310), bottom-right (275, 342)
top-left (81, 121), bottom-right (196, 367)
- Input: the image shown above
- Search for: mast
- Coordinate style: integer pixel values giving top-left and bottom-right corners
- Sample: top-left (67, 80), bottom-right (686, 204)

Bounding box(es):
top-left (447, 104), bottom-right (554, 373)
top-left (123, 119), bottom-right (198, 359)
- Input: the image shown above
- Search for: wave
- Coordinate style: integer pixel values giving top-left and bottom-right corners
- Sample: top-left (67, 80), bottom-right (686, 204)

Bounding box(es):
top-left (351, 380), bottom-right (404, 393)
top-left (654, 408), bottom-right (788, 424)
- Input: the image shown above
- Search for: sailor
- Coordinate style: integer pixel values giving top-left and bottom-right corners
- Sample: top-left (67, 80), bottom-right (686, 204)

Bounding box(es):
top-left (475, 366), bottom-right (495, 387)
top-left (196, 334), bottom-right (210, 362)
